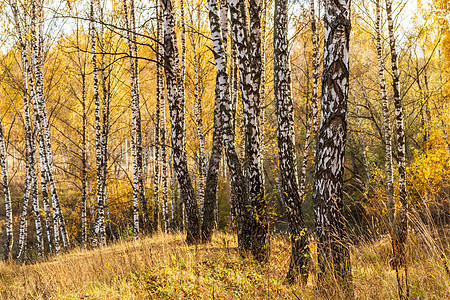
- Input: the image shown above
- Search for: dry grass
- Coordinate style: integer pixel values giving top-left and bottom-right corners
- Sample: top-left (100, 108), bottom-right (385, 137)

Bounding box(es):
top-left (0, 230), bottom-right (448, 299)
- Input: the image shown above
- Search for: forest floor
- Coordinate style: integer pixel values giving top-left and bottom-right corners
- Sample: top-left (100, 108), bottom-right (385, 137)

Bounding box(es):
top-left (0, 231), bottom-right (448, 299)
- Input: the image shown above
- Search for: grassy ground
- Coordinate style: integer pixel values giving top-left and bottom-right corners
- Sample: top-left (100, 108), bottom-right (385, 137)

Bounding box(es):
top-left (0, 231), bottom-right (448, 299)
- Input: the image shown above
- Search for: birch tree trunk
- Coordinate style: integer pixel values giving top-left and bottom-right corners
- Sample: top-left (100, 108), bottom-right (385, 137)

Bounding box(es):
top-left (160, 70), bottom-right (169, 234)
top-left (11, 0), bottom-right (44, 258)
top-left (299, 0), bottom-right (320, 202)
top-left (79, 20), bottom-right (89, 246)
top-left (154, 93), bottom-right (161, 233)
top-left (30, 47), bottom-right (53, 257)
top-left (81, 70), bottom-right (88, 248)
top-left (385, 0), bottom-right (408, 273)
top-left (17, 160), bottom-right (30, 260)
top-left (124, 0), bottom-right (147, 237)
top-left (229, 42), bottom-right (239, 227)
top-left (131, 0), bottom-right (148, 231)
top-left (229, 0), bottom-right (267, 262)
top-left (30, 0), bottom-right (61, 255)
top-left (201, 81), bottom-right (223, 241)
top-left (154, 0), bottom-right (164, 232)
top-left (19, 0), bottom-right (53, 257)
top-left (99, 3), bottom-right (113, 239)
top-left (201, 0), bottom-right (229, 242)
top-left (188, 11), bottom-right (207, 222)
top-left (245, 0), bottom-right (268, 262)
top-left (162, 0), bottom-right (200, 244)
top-left (159, 14), bottom-right (170, 235)
top-left (0, 120), bottom-right (12, 260)
top-left (274, 0), bottom-right (309, 283)
top-left (180, 0), bottom-right (187, 154)
top-left (90, 0), bottom-right (106, 247)
top-left (313, 0), bottom-right (352, 289)
top-left (24, 87), bottom-right (43, 259)
top-left (206, 0), bottom-right (250, 251)
top-left (35, 0), bottom-right (70, 250)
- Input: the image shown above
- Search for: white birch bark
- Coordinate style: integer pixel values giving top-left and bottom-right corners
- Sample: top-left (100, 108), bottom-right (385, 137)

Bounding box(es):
top-left (189, 20), bottom-right (206, 221)
top-left (17, 162), bottom-right (30, 260)
top-left (35, 0), bottom-right (69, 250)
top-left (154, 94), bottom-right (161, 233)
top-left (90, 0), bottom-right (105, 248)
top-left (0, 119), bottom-right (12, 259)
top-left (298, 0), bottom-right (320, 203)
top-left (205, 0), bottom-right (250, 250)
top-left (124, 0), bottom-right (147, 237)
top-left (229, 0), bottom-right (267, 261)
top-left (81, 70), bottom-right (88, 247)
top-left (155, 0), bottom-right (164, 232)
top-left (385, 0), bottom-right (408, 292)
top-left (10, 0), bottom-right (44, 258)
top-left (160, 59), bottom-right (169, 234)
top-left (98, 2), bottom-right (113, 240)
top-left (200, 0), bottom-right (230, 241)
top-left (29, 0), bottom-right (59, 255)
top-left (312, 0), bottom-right (352, 288)
top-left (162, 0), bottom-right (200, 243)
top-left (274, 0), bottom-right (309, 283)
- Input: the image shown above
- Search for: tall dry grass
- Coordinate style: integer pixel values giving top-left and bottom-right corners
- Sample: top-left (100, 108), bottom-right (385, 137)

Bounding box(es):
top-left (0, 220), bottom-right (448, 300)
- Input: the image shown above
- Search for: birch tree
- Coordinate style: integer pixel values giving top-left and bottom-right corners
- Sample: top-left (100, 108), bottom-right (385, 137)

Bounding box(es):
top-left (76, 20), bottom-right (89, 248)
top-left (201, 0), bottom-right (230, 242)
top-left (312, 0), bottom-right (352, 289)
top-left (91, 0), bottom-right (106, 247)
top-left (299, 0), bottom-right (320, 202)
top-left (99, 2), bottom-right (113, 239)
top-left (0, 119), bottom-right (12, 260)
top-left (375, 0), bottom-right (395, 223)
top-left (385, 0), bottom-right (408, 272)
top-left (204, 0), bottom-right (252, 252)
top-left (38, 2), bottom-right (70, 250)
top-left (30, 0), bottom-right (72, 254)
top-left (274, 0), bottom-right (309, 283)
top-left (189, 17), bottom-right (206, 221)
top-left (30, 0), bottom-right (55, 255)
top-left (81, 65), bottom-right (88, 248)
top-left (123, 0), bottom-right (147, 237)
top-left (385, 0), bottom-right (409, 296)
top-left (162, 0), bottom-right (200, 243)
top-left (154, 62), bottom-right (161, 232)
top-left (17, 162), bottom-right (30, 260)
top-left (160, 66), bottom-right (169, 235)
top-left (154, 0), bottom-right (164, 232)
top-left (10, 0), bottom-right (44, 258)
top-left (229, 0), bottom-right (268, 261)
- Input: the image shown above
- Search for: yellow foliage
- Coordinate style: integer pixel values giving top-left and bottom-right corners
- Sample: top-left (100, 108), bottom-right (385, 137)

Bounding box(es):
top-left (408, 131), bottom-right (450, 216)
top-left (363, 128), bottom-right (450, 221)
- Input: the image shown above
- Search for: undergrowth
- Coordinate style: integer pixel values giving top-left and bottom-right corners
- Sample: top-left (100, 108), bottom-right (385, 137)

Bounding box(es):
top-left (0, 229), bottom-right (448, 299)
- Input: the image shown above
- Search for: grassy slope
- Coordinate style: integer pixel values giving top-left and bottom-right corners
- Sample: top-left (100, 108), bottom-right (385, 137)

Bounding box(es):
top-left (0, 231), bottom-right (448, 299)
